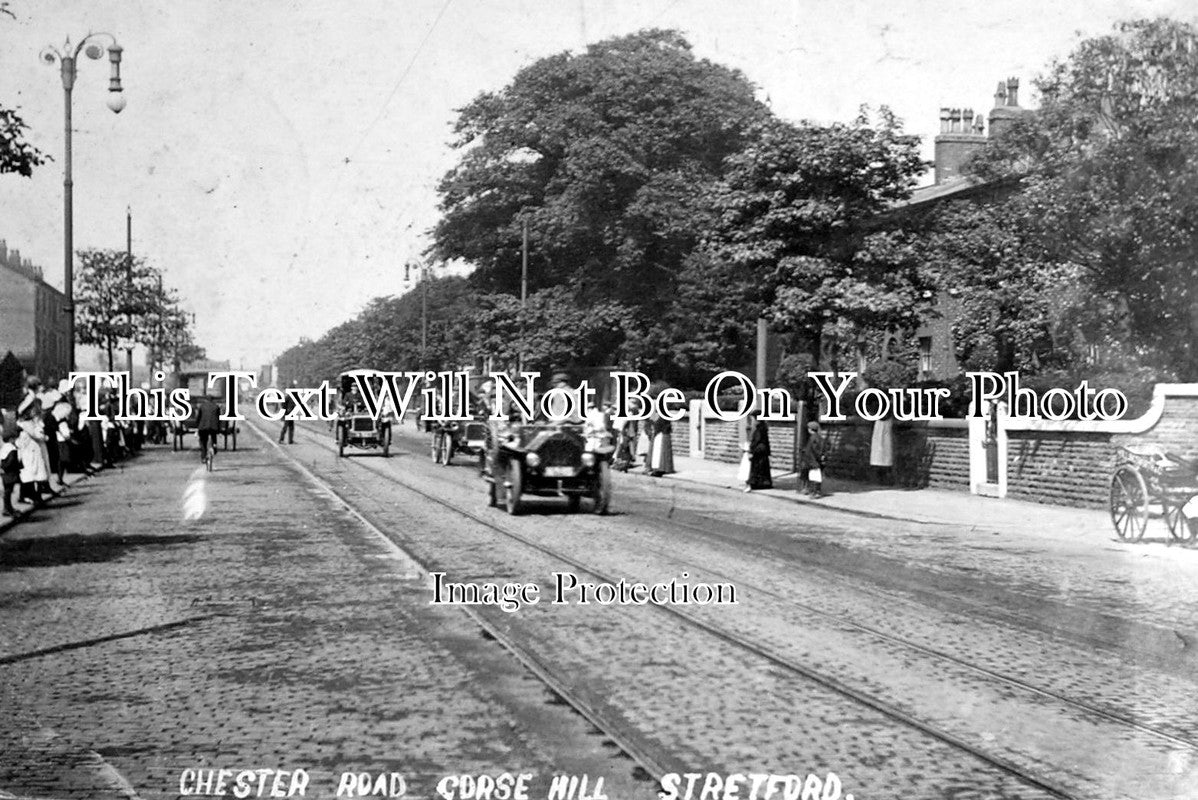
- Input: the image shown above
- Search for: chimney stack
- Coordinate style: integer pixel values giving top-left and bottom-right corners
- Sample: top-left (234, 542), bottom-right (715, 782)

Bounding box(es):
top-left (934, 104), bottom-right (987, 184)
top-left (989, 75), bottom-right (1026, 139)
top-left (1006, 77), bottom-right (1019, 106)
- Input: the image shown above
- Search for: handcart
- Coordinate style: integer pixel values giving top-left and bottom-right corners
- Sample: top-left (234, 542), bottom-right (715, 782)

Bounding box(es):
top-left (1109, 446), bottom-right (1198, 542)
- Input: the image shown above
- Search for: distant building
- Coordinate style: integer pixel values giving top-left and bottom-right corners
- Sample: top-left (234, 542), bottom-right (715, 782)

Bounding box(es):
top-left (0, 240), bottom-right (70, 382)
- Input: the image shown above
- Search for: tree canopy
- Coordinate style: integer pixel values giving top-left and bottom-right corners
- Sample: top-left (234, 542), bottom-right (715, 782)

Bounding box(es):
top-left (704, 110), bottom-right (928, 363)
top-left (432, 29), bottom-right (769, 312)
top-left (970, 18), bottom-right (1198, 377)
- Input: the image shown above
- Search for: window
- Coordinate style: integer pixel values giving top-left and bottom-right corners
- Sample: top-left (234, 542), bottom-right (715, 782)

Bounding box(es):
top-left (918, 337), bottom-right (932, 377)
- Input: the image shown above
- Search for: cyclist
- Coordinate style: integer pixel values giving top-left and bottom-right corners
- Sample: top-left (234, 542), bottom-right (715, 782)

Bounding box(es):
top-left (194, 394), bottom-right (222, 465)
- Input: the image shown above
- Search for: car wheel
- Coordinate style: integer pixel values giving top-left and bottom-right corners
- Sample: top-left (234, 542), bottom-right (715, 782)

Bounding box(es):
top-left (339, 427), bottom-right (347, 458)
top-left (505, 461), bottom-right (523, 515)
top-left (382, 425), bottom-right (391, 458)
top-left (567, 494), bottom-right (581, 513)
top-left (592, 461), bottom-right (611, 515)
top-left (431, 432), bottom-right (442, 464)
top-left (442, 434), bottom-right (453, 466)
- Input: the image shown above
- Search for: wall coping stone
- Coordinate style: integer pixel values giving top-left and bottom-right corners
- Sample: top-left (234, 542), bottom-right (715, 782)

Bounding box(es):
top-left (1003, 383), bottom-right (1198, 434)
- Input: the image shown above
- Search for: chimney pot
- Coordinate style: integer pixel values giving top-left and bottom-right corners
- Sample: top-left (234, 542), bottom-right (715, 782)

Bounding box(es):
top-left (1007, 77), bottom-right (1020, 106)
top-left (994, 80), bottom-right (1007, 107)
top-left (974, 113), bottom-right (985, 134)
top-left (939, 107), bottom-right (951, 133)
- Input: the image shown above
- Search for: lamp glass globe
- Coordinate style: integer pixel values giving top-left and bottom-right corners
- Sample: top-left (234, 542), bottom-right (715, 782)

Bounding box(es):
top-left (107, 92), bottom-right (126, 113)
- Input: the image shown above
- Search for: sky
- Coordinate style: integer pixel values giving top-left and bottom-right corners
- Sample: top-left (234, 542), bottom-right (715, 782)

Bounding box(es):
top-left (0, 0), bottom-right (1193, 370)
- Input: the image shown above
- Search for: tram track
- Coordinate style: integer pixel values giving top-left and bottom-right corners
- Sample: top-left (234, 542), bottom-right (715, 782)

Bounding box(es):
top-left (325, 423), bottom-right (1198, 754)
top-left (245, 420), bottom-right (680, 785)
top-left (257, 418), bottom-right (1182, 800)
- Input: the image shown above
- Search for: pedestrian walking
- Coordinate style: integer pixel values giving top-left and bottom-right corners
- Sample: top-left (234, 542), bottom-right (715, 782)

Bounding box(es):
top-left (1, 427), bottom-right (20, 517)
top-left (746, 415), bottom-right (773, 491)
top-left (279, 380), bottom-right (298, 444)
top-left (800, 420), bottom-right (827, 498)
top-left (870, 415), bottom-right (895, 485)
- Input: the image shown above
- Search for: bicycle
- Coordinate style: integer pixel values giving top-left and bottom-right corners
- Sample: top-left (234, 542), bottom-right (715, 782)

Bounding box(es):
top-left (200, 429), bottom-right (218, 472)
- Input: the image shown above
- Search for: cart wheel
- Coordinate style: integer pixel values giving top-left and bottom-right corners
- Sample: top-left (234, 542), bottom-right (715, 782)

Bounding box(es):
top-left (1165, 500), bottom-right (1195, 543)
top-left (442, 434), bottom-right (453, 466)
top-left (431, 432), bottom-right (442, 464)
top-left (487, 475), bottom-right (498, 507)
top-left (1110, 466), bottom-right (1148, 541)
top-left (592, 461), bottom-right (612, 516)
top-left (505, 461), bottom-right (523, 515)
top-left (382, 425), bottom-right (391, 458)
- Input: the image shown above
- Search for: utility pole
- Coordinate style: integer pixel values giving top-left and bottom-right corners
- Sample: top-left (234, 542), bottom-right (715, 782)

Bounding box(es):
top-left (126, 206), bottom-right (134, 377)
top-left (155, 271), bottom-right (163, 378)
top-left (519, 214), bottom-right (528, 373)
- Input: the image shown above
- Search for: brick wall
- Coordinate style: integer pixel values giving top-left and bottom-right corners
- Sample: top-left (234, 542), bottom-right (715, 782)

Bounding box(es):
top-left (683, 388), bottom-right (1198, 510)
top-left (689, 412), bottom-right (970, 491)
top-left (1005, 394), bottom-right (1198, 509)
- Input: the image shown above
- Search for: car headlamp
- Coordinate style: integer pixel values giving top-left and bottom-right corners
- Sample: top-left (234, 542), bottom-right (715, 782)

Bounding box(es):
top-left (525, 453), bottom-right (541, 468)
top-left (581, 452), bottom-right (596, 467)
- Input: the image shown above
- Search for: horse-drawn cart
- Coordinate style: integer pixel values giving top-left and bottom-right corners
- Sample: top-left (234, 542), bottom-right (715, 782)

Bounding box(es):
top-left (1109, 446), bottom-right (1198, 542)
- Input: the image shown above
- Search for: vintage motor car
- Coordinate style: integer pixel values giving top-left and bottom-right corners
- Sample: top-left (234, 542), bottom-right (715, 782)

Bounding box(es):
top-left (334, 369), bottom-right (393, 458)
top-left (483, 413), bottom-right (614, 515)
top-left (432, 418), bottom-right (489, 468)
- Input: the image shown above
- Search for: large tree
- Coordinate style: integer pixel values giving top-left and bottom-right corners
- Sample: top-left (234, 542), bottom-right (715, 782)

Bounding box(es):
top-left (75, 249), bottom-right (164, 371)
top-left (432, 29), bottom-right (769, 313)
top-left (971, 18), bottom-right (1198, 377)
top-left (705, 109), bottom-right (928, 365)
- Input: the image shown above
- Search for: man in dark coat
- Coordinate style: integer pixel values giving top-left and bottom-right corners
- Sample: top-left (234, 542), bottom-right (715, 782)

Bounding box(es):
top-left (279, 380), bottom-right (298, 443)
top-left (747, 416), bottom-right (773, 490)
top-left (195, 394), bottom-right (222, 461)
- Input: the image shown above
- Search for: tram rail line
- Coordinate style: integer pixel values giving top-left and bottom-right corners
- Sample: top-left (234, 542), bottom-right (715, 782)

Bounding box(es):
top-left (245, 420), bottom-right (681, 784)
top-left (267, 420), bottom-right (1121, 800)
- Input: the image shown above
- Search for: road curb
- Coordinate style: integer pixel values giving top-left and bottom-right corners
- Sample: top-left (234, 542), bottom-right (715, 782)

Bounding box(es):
top-left (636, 468), bottom-right (952, 527)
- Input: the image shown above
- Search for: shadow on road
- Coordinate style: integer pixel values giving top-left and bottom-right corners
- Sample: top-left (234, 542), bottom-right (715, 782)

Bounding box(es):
top-left (0, 531), bottom-right (204, 570)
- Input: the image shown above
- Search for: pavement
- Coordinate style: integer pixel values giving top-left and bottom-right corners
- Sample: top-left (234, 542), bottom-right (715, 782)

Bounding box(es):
top-left (643, 452), bottom-right (1116, 541)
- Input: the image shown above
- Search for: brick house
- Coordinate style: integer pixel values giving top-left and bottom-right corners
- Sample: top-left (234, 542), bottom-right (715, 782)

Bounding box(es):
top-left (891, 78), bottom-right (1029, 381)
top-left (0, 240), bottom-right (70, 383)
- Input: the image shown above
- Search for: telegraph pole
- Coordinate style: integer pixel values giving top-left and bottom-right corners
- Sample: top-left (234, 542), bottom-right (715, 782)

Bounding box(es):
top-left (519, 214), bottom-right (528, 373)
top-left (125, 206), bottom-right (134, 377)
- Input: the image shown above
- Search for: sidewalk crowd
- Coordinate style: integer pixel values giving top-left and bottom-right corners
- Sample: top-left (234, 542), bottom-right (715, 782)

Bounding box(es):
top-left (1, 374), bottom-right (145, 520)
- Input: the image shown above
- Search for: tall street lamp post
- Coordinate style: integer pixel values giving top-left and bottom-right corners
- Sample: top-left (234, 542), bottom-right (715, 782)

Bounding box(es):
top-left (41, 33), bottom-right (126, 373)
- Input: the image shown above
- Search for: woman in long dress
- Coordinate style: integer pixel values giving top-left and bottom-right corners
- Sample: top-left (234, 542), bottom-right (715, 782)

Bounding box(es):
top-left (649, 411), bottom-right (674, 476)
top-left (747, 417), bottom-right (773, 490)
top-left (870, 416), bottom-right (895, 485)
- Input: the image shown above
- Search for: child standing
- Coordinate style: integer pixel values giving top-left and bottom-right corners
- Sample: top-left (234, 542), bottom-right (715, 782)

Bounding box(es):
top-left (1, 428), bottom-right (20, 517)
top-left (801, 421), bottom-right (827, 498)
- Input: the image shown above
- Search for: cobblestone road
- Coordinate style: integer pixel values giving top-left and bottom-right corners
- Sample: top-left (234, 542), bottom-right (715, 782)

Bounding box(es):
top-left (5, 416), bottom-right (1198, 800)
top-left (0, 440), bottom-right (646, 800)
